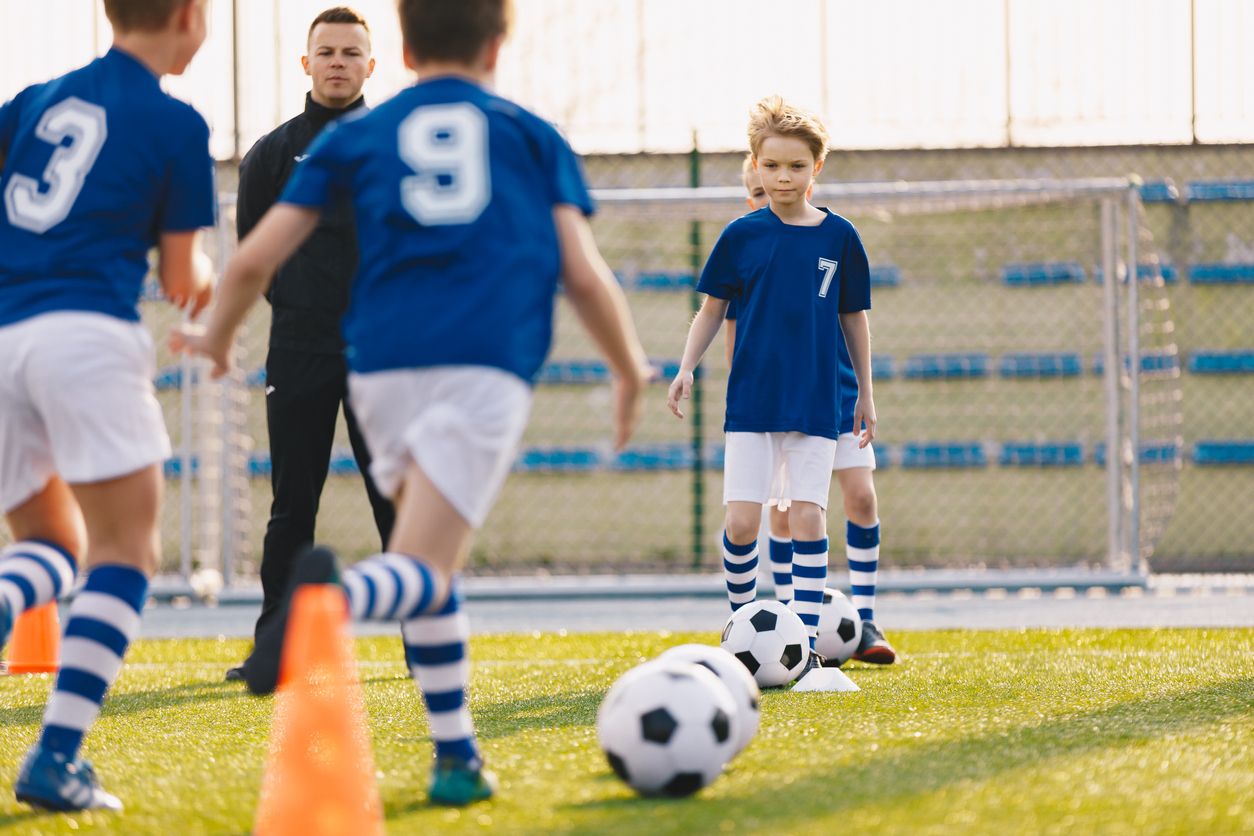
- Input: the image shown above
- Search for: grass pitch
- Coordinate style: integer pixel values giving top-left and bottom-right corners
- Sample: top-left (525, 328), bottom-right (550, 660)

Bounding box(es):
top-left (1, 628), bottom-right (1252, 834)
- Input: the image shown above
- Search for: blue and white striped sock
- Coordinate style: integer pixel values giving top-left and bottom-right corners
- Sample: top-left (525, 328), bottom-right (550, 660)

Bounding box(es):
top-left (789, 538), bottom-right (828, 650)
top-left (722, 531), bottom-right (758, 612)
top-left (768, 535), bottom-right (793, 605)
top-left (402, 579), bottom-right (480, 765)
top-left (0, 540), bottom-right (77, 625)
top-left (38, 564), bottom-right (148, 760)
top-left (847, 520), bottom-right (881, 621)
top-left (341, 552), bottom-right (442, 621)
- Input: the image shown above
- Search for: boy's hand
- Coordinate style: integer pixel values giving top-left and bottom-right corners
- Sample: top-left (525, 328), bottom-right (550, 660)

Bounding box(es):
top-left (666, 369), bottom-right (695, 419)
top-left (169, 322), bottom-right (233, 379)
top-left (853, 396), bottom-right (877, 448)
top-left (613, 364), bottom-right (652, 451)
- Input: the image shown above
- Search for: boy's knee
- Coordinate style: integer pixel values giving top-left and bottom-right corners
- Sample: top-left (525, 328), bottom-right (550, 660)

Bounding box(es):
top-left (724, 509), bottom-right (760, 545)
top-left (843, 487), bottom-right (878, 524)
top-left (788, 502), bottom-right (826, 538)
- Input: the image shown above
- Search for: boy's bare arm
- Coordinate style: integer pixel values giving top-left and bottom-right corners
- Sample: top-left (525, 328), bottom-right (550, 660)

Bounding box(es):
top-left (724, 319), bottom-right (736, 368)
top-left (171, 204), bottom-right (320, 376)
top-left (157, 230), bottom-right (213, 318)
top-left (553, 205), bottom-right (651, 449)
top-left (667, 295), bottom-right (728, 418)
top-left (839, 309), bottom-right (877, 446)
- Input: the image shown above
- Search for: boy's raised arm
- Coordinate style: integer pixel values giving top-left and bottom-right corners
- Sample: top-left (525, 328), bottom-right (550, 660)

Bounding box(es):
top-left (553, 204), bottom-right (651, 450)
top-left (171, 204), bottom-right (320, 377)
top-left (157, 230), bottom-right (214, 318)
top-left (839, 309), bottom-right (877, 447)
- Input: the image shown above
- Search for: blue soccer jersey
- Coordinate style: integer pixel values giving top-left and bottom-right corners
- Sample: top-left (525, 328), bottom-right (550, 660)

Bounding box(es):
top-left (698, 207), bottom-right (871, 439)
top-left (280, 77), bottom-right (594, 380)
top-left (725, 293), bottom-right (860, 435)
top-left (0, 48), bottom-right (216, 327)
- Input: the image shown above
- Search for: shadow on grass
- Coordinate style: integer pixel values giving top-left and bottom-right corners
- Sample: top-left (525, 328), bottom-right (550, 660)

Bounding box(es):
top-left (0, 809), bottom-right (58, 828)
top-left (568, 677), bottom-right (1254, 825)
top-left (0, 680), bottom-right (251, 729)
top-left (475, 690), bottom-right (601, 741)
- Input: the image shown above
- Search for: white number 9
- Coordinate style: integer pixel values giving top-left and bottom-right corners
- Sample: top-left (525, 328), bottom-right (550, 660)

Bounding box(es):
top-left (4, 97), bottom-right (108, 234)
top-left (398, 103), bottom-right (490, 226)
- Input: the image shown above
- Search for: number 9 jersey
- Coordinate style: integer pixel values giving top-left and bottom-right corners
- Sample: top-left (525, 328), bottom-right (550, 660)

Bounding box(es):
top-left (0, 48), bottom-right (217, 327)
top-left (280, 76), bottom-right (595, 382)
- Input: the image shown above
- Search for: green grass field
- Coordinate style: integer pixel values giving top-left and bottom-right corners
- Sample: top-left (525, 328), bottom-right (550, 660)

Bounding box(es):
top-left (2, 628), bottom-right (1251, 834)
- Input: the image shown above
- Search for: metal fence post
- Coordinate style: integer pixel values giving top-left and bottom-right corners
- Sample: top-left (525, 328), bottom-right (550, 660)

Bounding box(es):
top-left (1101, 197), bottom-right (1124, 571)
top-left (689, 134), bottom-right (705, 571)
top-left (1126, 185), bottom-right (1143, 574)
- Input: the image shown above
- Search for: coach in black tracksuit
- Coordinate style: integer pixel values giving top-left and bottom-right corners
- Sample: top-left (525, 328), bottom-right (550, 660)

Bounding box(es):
top-left (229, 8), bottom-right (393, 680)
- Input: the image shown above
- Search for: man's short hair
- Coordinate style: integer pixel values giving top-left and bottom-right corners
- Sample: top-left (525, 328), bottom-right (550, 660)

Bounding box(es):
top-left (102, 0), bottom-right (190, 32)
top-left (747, 96), bottom-right (830, 164)
top-left (741, 153), bottom-right (756, 188)
top-left (398, 0), bottom-right (512, 65)
top-left (308, 6), bottom-right (370, 44)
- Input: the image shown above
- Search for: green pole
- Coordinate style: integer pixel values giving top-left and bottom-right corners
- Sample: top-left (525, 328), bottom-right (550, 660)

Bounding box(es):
top-left (689, 133), bottom-right (705, 571)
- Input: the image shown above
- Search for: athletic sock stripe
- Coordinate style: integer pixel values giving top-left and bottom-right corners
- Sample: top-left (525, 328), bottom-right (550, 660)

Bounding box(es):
top-left (3, 541), bottom-right (76, 594)
top-left (424, 688), bottom-right (467, 713)
top-left (0, 583), bottom-right (24, 614)
top-left (797, 614), bottom-right (820, 626)
top-left (54, 668), bottom-right (110, 704)
top-left (0, 575), bottom-right (36, 609)
top-left (791, 563), bottom-right (827, 579)
top-left (849, 569), bottom-right (877, 585)
top-left (1, 557), bottom-right (61, 602)
top-left (343, 572), bottom-right (368, 619)
top-left (429, 711), bottom-right (475, 741)
top-left (768, 534), bottom-right (791, 544)
top-left (401, 611), bottom-right (465, 646)
top-left (726, 579), bottom-right (757, 595)
top-left (60, 637), bottom-right (124, 681)
top-left (407, 659), bottom-right (469, 692)
top-left (846, 520), bottom-right (880, 547)
top-left (380, 555), bottom-right (425, 618)
top-left (772, 572), bottom-right (792, 584)
top-left (722, 555), bottom-right (758, 573)
top-left (405, 641), bottom-right (464, 667)
top-left (857, 607), bottom-right (874, 620)
top-left (358, 563), bottom-right (397, 620)
top-left (792, 538), bottom-right (829, 555)
top-left (847, 559), bottom-right (878, 573)
top-left (792, 589), bottom-right (825, 603)
top-left (722, 535), bottom-right (756, 556)
top-left (63, 617), bottom-right (129, 658)
top-left (851, 584), bottom-right (877, 596)
top-left (73, 589), bottom-right (143, 631)
top-left (42, 693), bottom-right (100, 731)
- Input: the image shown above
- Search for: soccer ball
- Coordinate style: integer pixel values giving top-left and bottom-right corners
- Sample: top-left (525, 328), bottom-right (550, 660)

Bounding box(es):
top-left (719, 600), bottom-right (809, 688)
top-left (597, 659), bottom-right (737, 797)
top-left (815, 587), bottom-right (863, 666)
top-left (660, 643), bottom-right (761, 755)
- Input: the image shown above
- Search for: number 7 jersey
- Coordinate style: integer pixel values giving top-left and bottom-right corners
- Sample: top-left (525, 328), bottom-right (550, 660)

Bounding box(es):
top-left (280, 76), bottom-right (594, 381)
top-left (0, 48), bottom-right (216, 327)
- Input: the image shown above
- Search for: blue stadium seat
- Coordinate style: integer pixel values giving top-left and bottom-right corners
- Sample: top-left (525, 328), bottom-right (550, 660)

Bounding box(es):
top-left (870, 266), bottom-right (902, 287)
top-left (515, 447), bottom-right (601, 473)
top-left (871, 354), bottom-right (894, 380)
top-left (999, 442), bottom-right (1084, 467)
top-left (1185, 180), bottom-right (1254, 201)
top-left (535, 360), bottom-right (610, 384)
top-left (903, 353), bottom-right (988, 379)
top-left (613, 444), bottom-right (692, 471)
top-left (899, 442), bottom-right (986, 468)
top-left (1094, 264), bottom-right (1179, 284)
top-left (1193, 440), bottom-right (1254, 465)
top-left (1001, 262), bottom-right (1085, 286)
top-left (1092, 351), bottom-right (1179, 375)
top-left (1139, 181), bottom-right (1178, 203)
top-left (154, 366), bottom-right (183, 391)
top-left (1189, 263), bottom-right (1254, 284)
top-left (998, 353), bottom-right (1083, 378)
top-left (632, 271), bottom-right (694, 290)
top-left (327, 453), bottom-right (359, 475)
top-left (1188, 350), bottom-right (1254, 374)
top-left (1092, 443), bottom-right (1182, 466)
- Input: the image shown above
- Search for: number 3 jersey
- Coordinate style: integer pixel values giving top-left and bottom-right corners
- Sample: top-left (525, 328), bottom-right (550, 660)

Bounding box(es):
top-left (697, 207), bottom-right (872, 440)
top-left (281, 76), bottom-right (595, 381)
top-left (0, 48), bottom-right (217, 327)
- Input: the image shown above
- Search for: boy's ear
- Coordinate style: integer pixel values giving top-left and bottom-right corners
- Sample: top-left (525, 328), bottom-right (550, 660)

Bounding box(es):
top-left (813, 158), bottom-right (825, 176)
top-left (751, 156), bottom-right (759, 172)
top-left (481, 34), bottom-right (506, 73)
top-left (402, 45), bottom-right (417, 71)
top-left (366, 56), bottom-right (376, 78)
top-left (176, 0), bottom-right (198, 32)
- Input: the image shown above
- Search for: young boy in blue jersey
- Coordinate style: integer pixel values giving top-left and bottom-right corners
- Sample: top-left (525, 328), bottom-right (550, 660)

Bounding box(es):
top-left (174, 0), bottom-right (650, 807)
top-left (725, 154), bottom-right (896, 665)
top-left (0, 0), bottom-right (215, 812)
top-left (668, 97), bottom-right (876, 676)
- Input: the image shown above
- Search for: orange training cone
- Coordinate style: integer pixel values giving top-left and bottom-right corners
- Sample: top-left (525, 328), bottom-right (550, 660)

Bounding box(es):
top-left (254, 585), bottom-right (383, 836)
top-left (6, 602), bottom-right (60, 675)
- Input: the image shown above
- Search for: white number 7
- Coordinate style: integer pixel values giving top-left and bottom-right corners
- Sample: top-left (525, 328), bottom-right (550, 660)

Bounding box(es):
top-left (817, 258), bottom-right (839, 298)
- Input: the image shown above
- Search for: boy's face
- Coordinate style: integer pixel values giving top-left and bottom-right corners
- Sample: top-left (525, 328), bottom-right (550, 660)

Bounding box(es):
top-left (304, 23), bottom-right (375, 108)
top-left (742, 168), bottom-right (768, 210)
top-left (755, 135), bottom-right (823, 209)
top-left (170, 0), bottom-right (208, 76)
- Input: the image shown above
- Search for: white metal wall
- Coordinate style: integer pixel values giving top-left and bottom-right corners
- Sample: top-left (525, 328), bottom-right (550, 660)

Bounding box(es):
top-left (1, 0), bottom-right (1252, 156)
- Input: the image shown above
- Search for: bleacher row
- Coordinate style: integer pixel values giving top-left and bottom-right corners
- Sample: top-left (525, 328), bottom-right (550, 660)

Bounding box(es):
top-left (151, 348), bottom-right (1253, 391)
top-left (161, 438), bottom-right (1254, 480)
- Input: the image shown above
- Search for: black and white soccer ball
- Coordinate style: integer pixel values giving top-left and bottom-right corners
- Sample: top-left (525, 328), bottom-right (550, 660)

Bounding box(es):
top-left (815, 587), bottom-right (863, 666)
top-left (660, 643), bottom-right (761, 756)
top-left (719, 600), bottom-right (809, 688)
top-left (597, 659), bottom-right (738, 797)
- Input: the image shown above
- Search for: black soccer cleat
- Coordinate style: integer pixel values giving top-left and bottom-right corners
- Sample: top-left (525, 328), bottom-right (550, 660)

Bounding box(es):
top-left (794, 647), bottom-right (828, 681)
top-left (224, 665), bottom-right (246, 683)
top-left (244, 545), bottom-right (342, 696)
top-left (852, 620), bottom-right (897, 665)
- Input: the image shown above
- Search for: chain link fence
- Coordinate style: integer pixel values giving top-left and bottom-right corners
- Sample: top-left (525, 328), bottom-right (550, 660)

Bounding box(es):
top-left (3, 145), bottom-right (1252, 578)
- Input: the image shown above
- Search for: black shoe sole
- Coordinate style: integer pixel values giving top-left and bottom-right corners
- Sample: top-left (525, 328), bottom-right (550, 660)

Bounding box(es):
top-left (243, 545), bottom-right (341, 696)
top-left (224, 665), bottom-right (246, 682)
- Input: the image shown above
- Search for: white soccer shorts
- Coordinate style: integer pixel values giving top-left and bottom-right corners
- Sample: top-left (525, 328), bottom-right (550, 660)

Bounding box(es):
top-left (348, 365), bottom-right (532, 529)
top-left (834, 431), bottom-right (876, 471)
top-left (0, 312), bottom-right (170, 512)
top-left (723, 431), bottom-right (838, 511)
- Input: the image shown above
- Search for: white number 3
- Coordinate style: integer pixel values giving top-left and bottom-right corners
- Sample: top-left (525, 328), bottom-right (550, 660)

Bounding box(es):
top-left (4, 97), bottom-right (107, 234)
top-left (398, 103), bottom-right (490, 226)
top-left (818, 257), bottom-right (839, 298)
